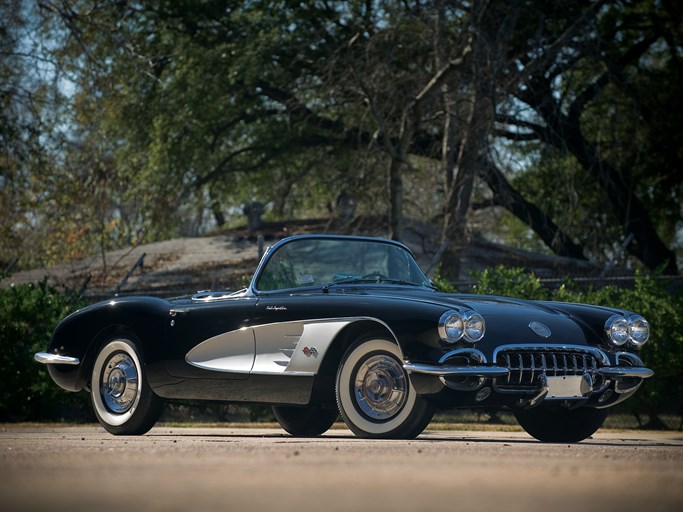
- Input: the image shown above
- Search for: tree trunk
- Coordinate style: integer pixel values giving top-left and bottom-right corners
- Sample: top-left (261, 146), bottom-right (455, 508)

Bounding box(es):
top-left (440, 70), bottom-right (493, 279)
top-left (209, 192), bottom-right (225, 228)
top-left (479, 158), bottom-right (586, 260)
top-left (388, 156), bottom-right (403, 241)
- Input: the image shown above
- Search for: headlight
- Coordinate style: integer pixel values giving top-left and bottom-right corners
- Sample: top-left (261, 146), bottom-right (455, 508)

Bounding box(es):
top-left (628, 315), bottom-right (650, 346)
top-left (439, 310), bottom-right (485, 343)
top-left (605, 314), bottom-right (650, 347)
top-left (605, 315), bottom-right (629, 346)
top-left (463, 312), bottom-right (486, 342)
top-left (439, 311), bottom-right (464, 342)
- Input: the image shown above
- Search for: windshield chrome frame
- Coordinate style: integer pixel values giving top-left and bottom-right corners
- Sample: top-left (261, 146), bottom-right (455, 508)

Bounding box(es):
top-left (248, 234), bottom-right (428, 295)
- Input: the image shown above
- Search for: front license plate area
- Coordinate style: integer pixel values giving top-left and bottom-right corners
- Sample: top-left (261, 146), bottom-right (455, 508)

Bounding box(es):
top-left (546, 375), bottom-right (589, 399)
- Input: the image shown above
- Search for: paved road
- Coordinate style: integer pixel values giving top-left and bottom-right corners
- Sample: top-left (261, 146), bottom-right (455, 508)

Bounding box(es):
top-left (2, 425), bottom-right (682, 512)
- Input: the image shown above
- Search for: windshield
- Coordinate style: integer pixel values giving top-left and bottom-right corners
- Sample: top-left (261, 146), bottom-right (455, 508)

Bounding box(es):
top-left (255, 237), bottom-right (431, 292)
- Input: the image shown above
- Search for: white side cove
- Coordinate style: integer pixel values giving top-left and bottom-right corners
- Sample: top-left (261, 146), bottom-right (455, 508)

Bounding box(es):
top-left (186, 319), bottom-right (370, 376)
top-left (185, 327), bottom-right (256, 373)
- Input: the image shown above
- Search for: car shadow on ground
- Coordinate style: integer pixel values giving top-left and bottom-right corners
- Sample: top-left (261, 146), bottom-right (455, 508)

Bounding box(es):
top-left (143, 429), bottom-right (683, 448)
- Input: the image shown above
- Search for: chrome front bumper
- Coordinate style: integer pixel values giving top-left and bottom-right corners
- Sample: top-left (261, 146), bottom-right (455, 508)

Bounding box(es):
top-left (403, 362), bottom-right (654, 380)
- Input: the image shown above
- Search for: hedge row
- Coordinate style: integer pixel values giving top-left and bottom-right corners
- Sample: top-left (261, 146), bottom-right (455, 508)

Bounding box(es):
top-left (0, 281), bottom-right (91, 421)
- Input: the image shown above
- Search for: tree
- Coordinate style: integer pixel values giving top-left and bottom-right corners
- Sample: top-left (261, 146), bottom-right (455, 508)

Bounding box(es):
top-left (7, 0), bottom-right (680, 278)
top-left (492, 0), bottom-right (681, 274)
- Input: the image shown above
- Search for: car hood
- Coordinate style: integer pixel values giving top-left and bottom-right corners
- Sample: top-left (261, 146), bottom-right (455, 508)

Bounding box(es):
top-left (340, 286), bottom-right (620, 349)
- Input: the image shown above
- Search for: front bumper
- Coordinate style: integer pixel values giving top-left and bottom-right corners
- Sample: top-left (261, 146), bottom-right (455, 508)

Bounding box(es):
top-left (404, 362), bottom-right (654, 380)
top-left (403, 344), bottom-right (654, 408)
top-left (35, 352), bottom-right (80, 365)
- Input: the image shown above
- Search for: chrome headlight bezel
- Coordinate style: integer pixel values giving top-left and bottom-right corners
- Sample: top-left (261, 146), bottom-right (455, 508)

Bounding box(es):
top-left (605, 314), bottom-right (650, 347)
top-left (627, 315), bottom-right (650, 347)
top-left (463, 312), bottom-right (486, 343)
top-left (439, 310), bottom-right (485, 344)
top-left (439, 310), bottom-right (464, 343)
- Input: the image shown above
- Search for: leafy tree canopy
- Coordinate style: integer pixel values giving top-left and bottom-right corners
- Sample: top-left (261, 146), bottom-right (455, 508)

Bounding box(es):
top-left (1, 0), bottom-right (680, 276)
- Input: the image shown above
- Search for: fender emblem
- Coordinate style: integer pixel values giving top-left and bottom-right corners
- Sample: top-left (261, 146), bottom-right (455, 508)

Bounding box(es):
top-left (302, 347), bottom-right (318, 357)
top-left (529, 322), bottom-right (551, 338)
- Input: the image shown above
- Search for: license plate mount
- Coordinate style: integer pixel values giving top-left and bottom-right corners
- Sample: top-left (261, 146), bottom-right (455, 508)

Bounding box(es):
top-left (546, 375), bottom-right (590, 399)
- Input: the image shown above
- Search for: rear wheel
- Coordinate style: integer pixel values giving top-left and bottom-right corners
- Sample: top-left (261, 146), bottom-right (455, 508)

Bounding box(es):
top-left (514, 407), bottom-right (609, 443)
top-left (272, 405), bottom-right (339, 436)
top-left (91, 336), bottom-right (163, 435)
top-left (335, 336), bottom-right (434, 439)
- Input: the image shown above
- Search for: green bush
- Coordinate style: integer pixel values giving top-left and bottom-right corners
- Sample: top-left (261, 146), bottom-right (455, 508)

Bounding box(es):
top-left (0, 281), bottom-right (92, 421)
top-left (436, 266), bottom-right (683, 424)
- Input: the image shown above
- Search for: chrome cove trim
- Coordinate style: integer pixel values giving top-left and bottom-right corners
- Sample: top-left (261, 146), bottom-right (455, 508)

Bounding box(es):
top-left (34, 352), bottom-right (80, 365)
top-left (186, 316), bottom-right (399, 375)
top-left (251, 319), bottom-right (351, 374)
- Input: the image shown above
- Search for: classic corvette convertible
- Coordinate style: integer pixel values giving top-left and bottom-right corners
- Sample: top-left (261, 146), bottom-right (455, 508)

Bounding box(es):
top-left (35, 234), bottom-right (654, 441)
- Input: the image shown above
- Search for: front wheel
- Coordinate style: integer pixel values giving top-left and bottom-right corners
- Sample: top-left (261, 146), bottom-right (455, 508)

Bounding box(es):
top-left (514, 407), bottom-right (609, 443)
top-left (335, 337), bottom-right (434, 439)
top-left (90, 336), bottom-right (163, 435)
top-left (272, 405), bottom-right (339, 436)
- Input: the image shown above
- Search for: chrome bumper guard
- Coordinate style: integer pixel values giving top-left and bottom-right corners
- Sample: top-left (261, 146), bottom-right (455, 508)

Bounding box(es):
top-left (34, 352), bottom-right (80, 366)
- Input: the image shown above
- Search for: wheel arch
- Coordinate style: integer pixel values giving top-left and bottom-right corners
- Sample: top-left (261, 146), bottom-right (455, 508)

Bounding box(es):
top-left (82, 324), bottom-right (146, 390)
top-left (309, 319), bottom-right (400, 406)
top-left (46, 297), bottom-right (171, 392)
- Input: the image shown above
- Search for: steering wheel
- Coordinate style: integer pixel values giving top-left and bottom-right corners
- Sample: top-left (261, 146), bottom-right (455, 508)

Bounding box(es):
top-left (362, 272), bottom-right (389, 281)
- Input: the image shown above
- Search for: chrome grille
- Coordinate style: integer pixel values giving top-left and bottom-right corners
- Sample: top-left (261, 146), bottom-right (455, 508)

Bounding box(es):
top-left (495, 347), bottom-right (602, 391)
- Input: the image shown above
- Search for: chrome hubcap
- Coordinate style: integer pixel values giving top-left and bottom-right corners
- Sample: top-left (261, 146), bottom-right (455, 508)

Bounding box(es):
top-left (353, 353), bottom-right (408, 421)
top-left (100, 352), bottom-right (139, 414)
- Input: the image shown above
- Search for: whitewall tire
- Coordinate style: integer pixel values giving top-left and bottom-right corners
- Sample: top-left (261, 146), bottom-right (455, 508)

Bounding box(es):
top-left (91, 336), bottom-right (162, 435)
top-left (336, 337), bottom-right (434, 439)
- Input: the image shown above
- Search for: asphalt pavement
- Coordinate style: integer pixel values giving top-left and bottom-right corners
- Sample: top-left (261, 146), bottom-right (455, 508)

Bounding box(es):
top-left (2, 425), bottom-right (682, 512)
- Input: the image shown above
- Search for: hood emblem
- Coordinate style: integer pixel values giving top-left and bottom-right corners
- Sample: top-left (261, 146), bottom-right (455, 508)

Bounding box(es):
top-left (529, 322), bottom-right (551, 338)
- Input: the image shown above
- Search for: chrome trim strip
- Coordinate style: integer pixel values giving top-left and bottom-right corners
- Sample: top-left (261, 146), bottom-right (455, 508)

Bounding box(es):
top-left (404, 362), bottom-right (509, 377)
top-left (248, 371), bottom-right (316, 377)
top-left (597, 367), bottom-right (654, 379)
top-left (492, 344), bottom-right (610, 366)
top-left (34, 352), bottom-right (80, 365)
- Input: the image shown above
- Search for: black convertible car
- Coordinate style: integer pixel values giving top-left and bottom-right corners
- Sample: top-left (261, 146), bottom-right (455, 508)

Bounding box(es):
top-left (36, 235), bottom-right (653, 441)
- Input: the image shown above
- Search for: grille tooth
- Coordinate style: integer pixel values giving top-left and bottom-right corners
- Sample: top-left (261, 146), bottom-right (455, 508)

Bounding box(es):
top-left (496, 348), bottom-right (601, 391)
